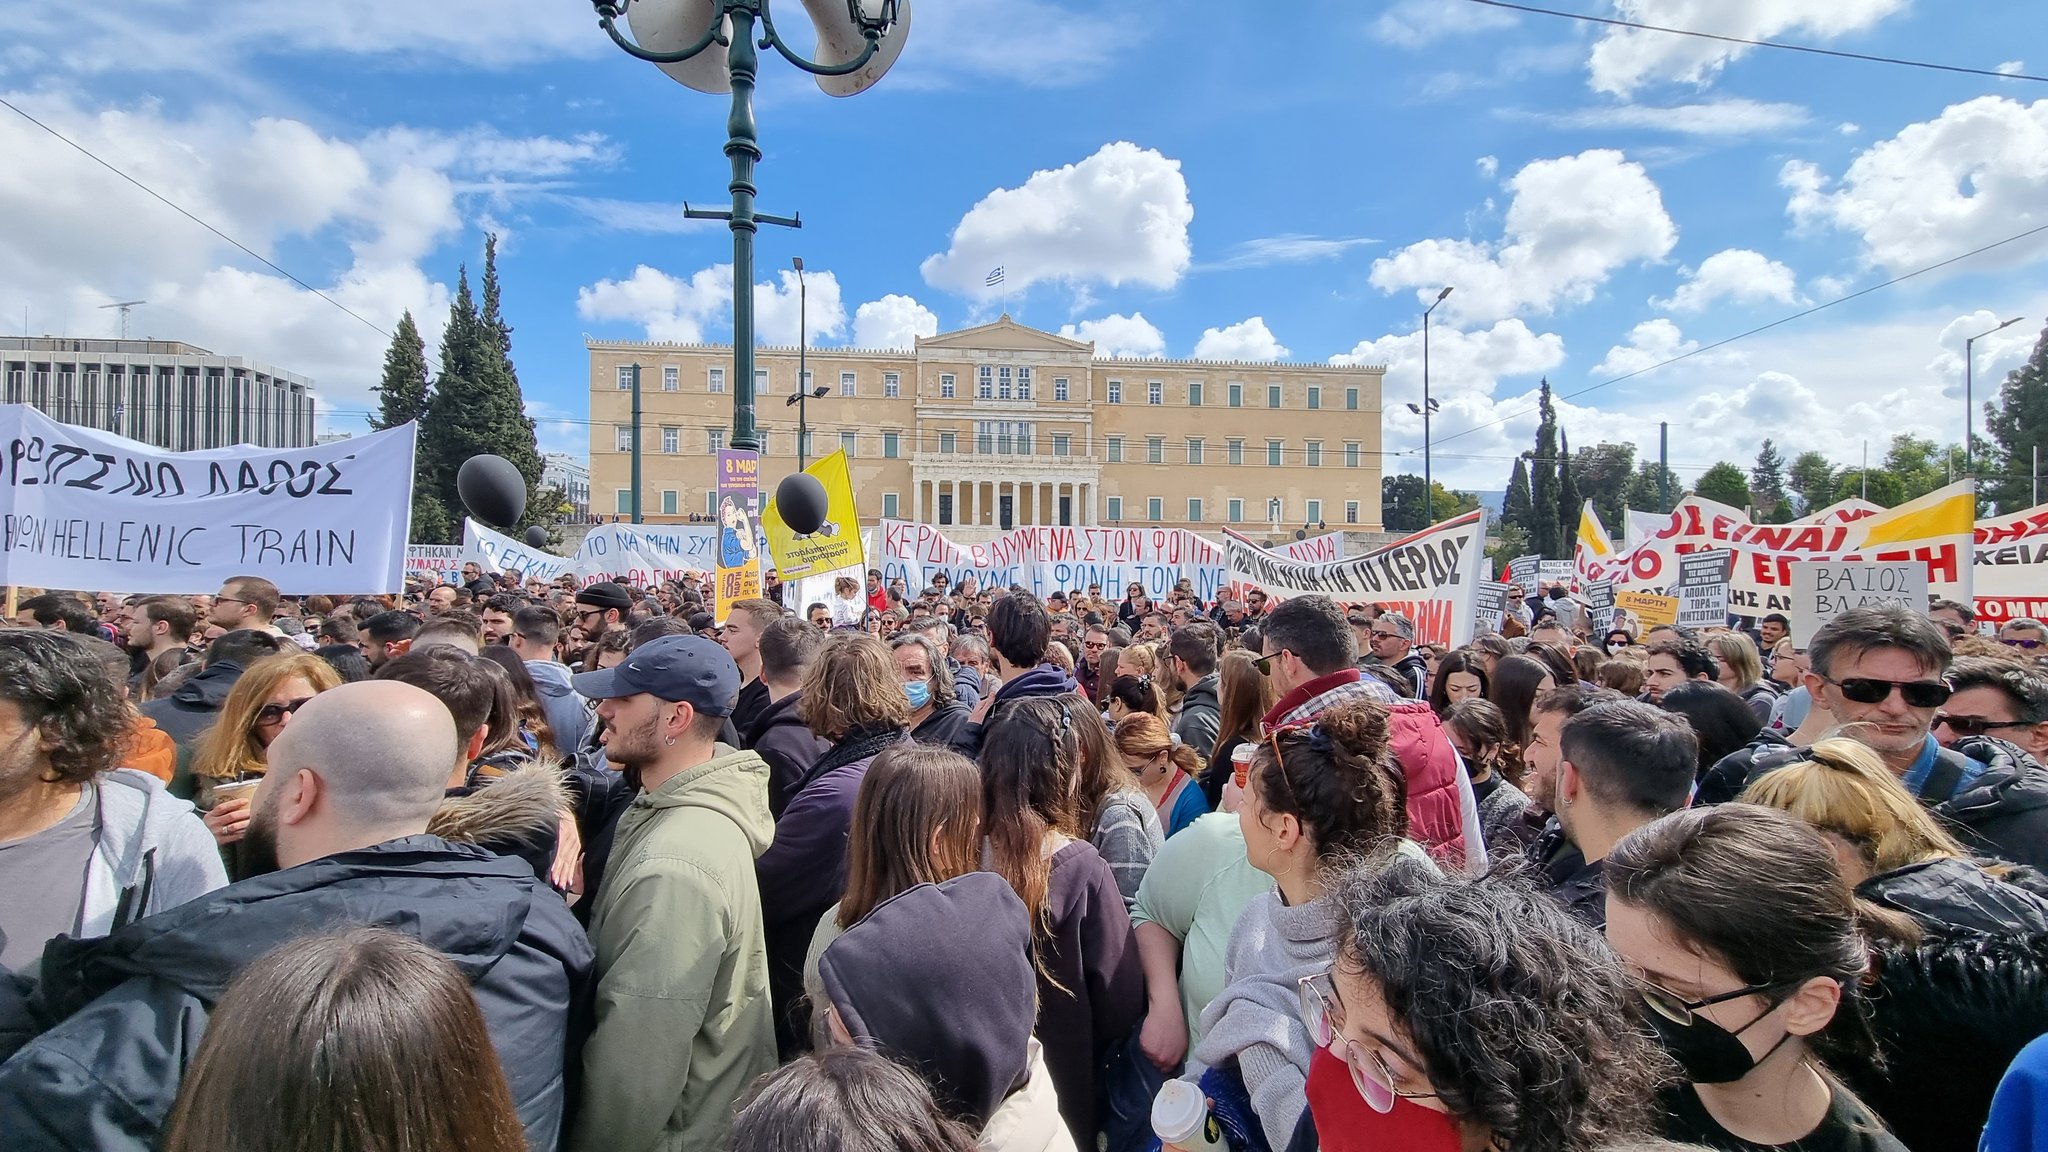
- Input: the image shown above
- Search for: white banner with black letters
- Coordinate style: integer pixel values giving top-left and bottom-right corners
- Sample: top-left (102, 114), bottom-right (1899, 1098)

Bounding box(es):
top-left (0, 404), bottom-right (414, 594)
top-left (1224, 510), bottom-right (1489, 646)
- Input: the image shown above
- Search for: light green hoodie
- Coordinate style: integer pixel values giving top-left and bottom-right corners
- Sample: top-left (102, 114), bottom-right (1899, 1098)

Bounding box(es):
top-left (571, 745), bottom-right (778, 1152)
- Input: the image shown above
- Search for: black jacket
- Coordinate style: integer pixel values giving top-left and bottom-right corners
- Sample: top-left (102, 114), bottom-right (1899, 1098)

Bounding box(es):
top-left (1859, 857), bottom-right (2048, 938)
top-left (0, 836), bottom-right (595, 1152)
top-left (1696, 728), bottom-right (1793, 804)
top-left (138, 660), bottom-right (246, 751)
top-left (738, 690), bottom-right (832, 819)
top-left (951, 665), bottom-right (1078, 758)
top-left (911, 701), bottom-right (973, 748)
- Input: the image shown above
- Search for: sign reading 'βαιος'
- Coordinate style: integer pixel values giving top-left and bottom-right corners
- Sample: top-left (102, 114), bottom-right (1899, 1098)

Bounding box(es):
top-left (1788, 560), bottom-right (1928, 648)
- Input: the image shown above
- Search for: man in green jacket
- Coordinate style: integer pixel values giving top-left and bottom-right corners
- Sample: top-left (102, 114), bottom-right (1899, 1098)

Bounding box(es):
top-left (570, 635), bottom-right (777, 1152)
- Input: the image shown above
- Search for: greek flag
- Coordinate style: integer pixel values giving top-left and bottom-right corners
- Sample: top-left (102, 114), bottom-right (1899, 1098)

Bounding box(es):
top-left (985, 266), bottom-right (1005, 287)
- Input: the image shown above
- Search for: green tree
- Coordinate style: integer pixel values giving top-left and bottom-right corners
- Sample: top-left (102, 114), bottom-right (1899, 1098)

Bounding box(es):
top-left (1788, 450), bottom-right (1837, 514)
top-left (1572, 441), bottom-right (1636, 531)
top-left (1486, 520), bottom-right (1530, 573)
top-left (1750, 439), bottom-right (1790, 522)
top-left (1555, 428), bottom-right (1581, 550)
top-left (476, 235), bottom-right (550, 536)
top-left (1882, 433), bottom-right (1953, 502)
top-left (1624, 460), bottom-right (1685, 513)
top-left (1693, 461), bottom-right (1752, 508)
top-left (1528, 379), bottom-right (1561, 556)
top-left (1984, 319), bottom-right (2048, 513)
top-left (370, 310), bottom-right (448, 542)
top-left (1503, 455), bottom-right (1533, 538)
top-left (1834, 468), bottom-right (1906, 508)
top-left (1384, 474), bottom-right (1480, 532)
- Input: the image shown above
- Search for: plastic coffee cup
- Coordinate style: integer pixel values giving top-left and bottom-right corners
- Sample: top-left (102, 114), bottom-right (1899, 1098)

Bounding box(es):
top-left (210, 779), bottom-right (261, 804)
top-left (1231, 743), bottom-right (1256, 790)
top-left (1152, 1080), bottom-right (1226, 1151)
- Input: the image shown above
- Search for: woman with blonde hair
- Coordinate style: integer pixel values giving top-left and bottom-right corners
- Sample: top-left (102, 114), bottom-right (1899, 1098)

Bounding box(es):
top-left (193, 653), bottom-right (343, 869)
top-left (1742, 737), bottom-right (2048, 938)
top-left (1114, 713), bottom-right (1207, 839)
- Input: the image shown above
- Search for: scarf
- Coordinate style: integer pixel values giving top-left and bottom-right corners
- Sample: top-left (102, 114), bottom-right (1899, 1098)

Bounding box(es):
top-left (797, 725), bottom-right (906, 793)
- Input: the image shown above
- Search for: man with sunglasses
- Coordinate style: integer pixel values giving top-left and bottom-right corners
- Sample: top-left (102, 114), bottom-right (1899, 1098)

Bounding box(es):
top-left (573, 582), bottom-right (633, 639)
top-left (1934, 658), bottom-right (2048, 763)
top-left (2000, 618), bottom-right (2048, 651)
top-left (1724, 604), bottom-right (2048, 868)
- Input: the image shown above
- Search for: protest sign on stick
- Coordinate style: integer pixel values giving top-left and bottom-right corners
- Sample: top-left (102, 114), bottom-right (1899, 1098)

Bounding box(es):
top-left (1788, 560), bottom-right (1928, 648)
top-left (1224, 510), bottom-right (1488, 646)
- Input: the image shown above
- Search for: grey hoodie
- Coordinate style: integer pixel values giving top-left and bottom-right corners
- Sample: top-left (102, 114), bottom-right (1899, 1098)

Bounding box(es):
top-left (524, 659), bottom-right (593, 755)
top-left (79, 769), bottom-right (228, 942)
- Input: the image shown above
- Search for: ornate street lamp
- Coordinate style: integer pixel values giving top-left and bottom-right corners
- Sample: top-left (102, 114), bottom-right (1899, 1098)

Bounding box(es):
top-left (589, 0), bottom-right (912, 452)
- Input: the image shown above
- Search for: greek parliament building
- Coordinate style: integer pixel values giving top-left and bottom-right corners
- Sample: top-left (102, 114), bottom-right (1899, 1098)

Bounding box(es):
top-left (0, 337), bottom-right (316, 449)
top-left (586, 317), bottom-right (1386, 534)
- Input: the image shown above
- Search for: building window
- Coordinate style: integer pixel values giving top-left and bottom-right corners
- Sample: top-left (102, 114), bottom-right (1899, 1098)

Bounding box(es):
top-left (1346, 442), bottom-right (1361, 468)
top-left (1187, 438), bottom-right (1203, 465)
top-left (1018, 367), bottom-right (1033, 399)
top-left (709, 367), bottom-right (726, 393)
top-left (1346, 501), bottom-right (1360, 524)
top-left (801, 430), bottom-right (814, 459)
top-left (939, 431), bottom-right (957, 453)
top-left (1307, 499), bottom-right (1323, 524)
top-left (1306, 441), bottom-right (1322, 467)
top-left (661, 366), bottom-right (678, 392)
top-left (707, 491), bottom-right (719, 516)
top-left (998, 366), bottom-right (1014, 399)
top-left (976, 423), bottom-right (994, 454)
top-left (1267, 439), bottom-right (1283, 466)
top-left (1018, 423), bottom-right (1035, 455)
top-left (840, 371), bottom-right (857, 397)
top-left (1346, 386), bottom-right (1358, 411)
top-left (978, 365), bottom-right (994, 399)
top-left (1228, 439), bottom-right (1244, 466)
top-left (662, 490), bottom-right (679, 515)
top-left (940, 373), bottom-right (956, 399)
top-left (1107, 436), bottom-right (1124, 463)
top-left (1147, 497), bottom-right (1163, 522)
top-left (1268, 383), bottom-right (1282, 408)
top-left (661, 426), bottom-right (679, 454)
top-left (708, 429), bottom-right (726, 452)
top-left (615, 425), bottom-right (634, 452)
top-left (1107, 379), bottom-right (1122, 404)
top-left (1228, 382), bottom-right (1242, 408)
top-left (1188, 498), bottom-right (1203, 523)
top-left (1053, 433), bottom-right (1070, 456)
top-left (1107, 496), bottom-right (1123, 522)
top-left (1228, 498), bottom-right (1244, 523)
top-left (800, 370), bottom-right (815, 393)
top-left (1307, 385), bottom-right (1321, 410)
top-left (1189, 381), bottom-right (1203, 407)
top-left (614, 489), bottom-right (632, 514)
top-left (884, 372), bottom-right (900, 398)
top-left (616, 366), bottom-right (634, 390)
top-left (1054, 376), bottom-right (1069, 401)
top-left (841, 431), bottom-right (857, 457)
top-left (938, 492), bottom-right (954, 524)
top-left (882, 492), bottom-right (899, 518)
top-left (1147, 380), bottom-right (1162, 405)
top-left (883, 431), bottom-right (901, 458)
top-left (1146, 436), bottom-right (1163, 464)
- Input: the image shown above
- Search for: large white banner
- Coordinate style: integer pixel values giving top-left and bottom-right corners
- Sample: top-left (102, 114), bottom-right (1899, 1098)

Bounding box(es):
top-left (464, 518), bottom-right (722, 588)
top-left (1972, 502), bottom-right (2048, 624)
top-left (877, 520), bottom-right (1229, 601)
top-left (1223, 510), bottom-right (1489, 646)
top-left (0, 404), bottom-right (413, 593)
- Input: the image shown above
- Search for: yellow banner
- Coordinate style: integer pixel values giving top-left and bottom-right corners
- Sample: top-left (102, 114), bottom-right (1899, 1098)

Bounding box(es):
top-left (1615, 590), bottom-right (1680, 629)
top-left (714, 449), bottom-right (763, 625)
top-left (760, 450), bottom-right (864, 581)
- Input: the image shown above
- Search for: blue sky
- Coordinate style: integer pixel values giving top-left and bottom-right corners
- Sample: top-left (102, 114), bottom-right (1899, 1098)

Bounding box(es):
top-left (3, 0), bottom-right (2045, 495)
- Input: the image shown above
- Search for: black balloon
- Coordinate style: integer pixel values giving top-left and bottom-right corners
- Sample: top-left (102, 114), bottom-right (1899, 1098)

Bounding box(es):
top-left (524, 525), bottom-right (549, 548)
top-left (776, 472), bottom-right (831, 535)
top-left (457, 455), bottom-right (527, 528)
top-left (1296, 528), bottom-right (1307, 540)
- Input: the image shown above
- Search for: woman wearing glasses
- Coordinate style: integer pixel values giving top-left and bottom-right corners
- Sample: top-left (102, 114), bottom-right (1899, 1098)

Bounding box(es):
top-left (193, 653), bottom-right (344, 875)
top-left (1606, 804), bottom-right (1908, 1152)
top-left (1301, 855), bottom-right (1663, 1152)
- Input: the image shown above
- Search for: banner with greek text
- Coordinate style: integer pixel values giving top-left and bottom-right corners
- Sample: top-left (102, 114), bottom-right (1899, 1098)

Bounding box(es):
top-left (1972, 502), bottom-right (2048, 625)
top-left (405, 545), bottom-right (463, 585)
top-left (464, 519), bottom-right (720, 587)
top-left (877, 520), bottom-right (1228, 602)
top-left (0, 404), bottom-right (413, 593)
top-left (760, 450), bottom-right (864, 580)
top-left (1223, 510), bottom-right (1488, 646)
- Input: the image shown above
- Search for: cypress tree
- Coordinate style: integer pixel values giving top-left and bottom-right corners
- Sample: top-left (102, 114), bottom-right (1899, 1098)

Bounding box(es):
top-left (1984, 319), bottom-right (2048, 513)
top-left (418, 266), bottom-right (484, 545)
top-left (1555, 428), bottom-right (1580, 551)
top-left (1529, 379), bottom-right (1561, 557)
top-left (475, 235), bottom-right (549, 534)
top-left (371, 311), bottom-right (448, 543)
top-left (1504, 455), bottom-right (1533, 538)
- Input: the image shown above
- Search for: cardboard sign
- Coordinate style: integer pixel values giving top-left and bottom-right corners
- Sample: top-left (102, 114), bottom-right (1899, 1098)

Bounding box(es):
top-left (1583, 580), bottom-right (1616, 631)
top-left (1476, 581), bottom-right (1512, 634)
top-left (405, 545), bottom-right (462, 585)
top-left (1676, 549), bottom-right (1733, 629)
top-left (1788, 560), bottom-right (1929, 648)
top-left (714, 449), bottom-right (763, 624)
top-left (1507, 555), bottom-right (1541, 597)
top-left (1616, 590), bottom-right (1680, 629)
top-left (1539, 559), bottom-right (1575, 591)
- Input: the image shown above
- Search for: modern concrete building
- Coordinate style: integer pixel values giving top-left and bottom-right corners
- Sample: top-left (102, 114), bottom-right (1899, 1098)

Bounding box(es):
top-left (543, 452), bottom-right (592, 518)
top-left (0, 337), bottom-right (315, 450)
top-left (587, 316), bottom-right (1385, 532)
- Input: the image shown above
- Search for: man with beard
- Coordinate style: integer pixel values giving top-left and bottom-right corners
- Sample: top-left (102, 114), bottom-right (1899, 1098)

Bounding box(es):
top-left (1519, 684), bottom-right (1610, 863)
top-left (570, 634), bottom-right (777, 1152)
top-left (124, 596), bottom-right (196, 678)
top-left (0, 681), bottom-right (594, 1152)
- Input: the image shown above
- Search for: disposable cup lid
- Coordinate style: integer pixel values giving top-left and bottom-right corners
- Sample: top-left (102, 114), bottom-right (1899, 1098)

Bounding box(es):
top-left (1151, 1080), bottom-right (1205, 1137)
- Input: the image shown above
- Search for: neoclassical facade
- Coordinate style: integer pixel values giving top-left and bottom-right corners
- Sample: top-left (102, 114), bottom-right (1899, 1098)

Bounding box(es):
top-left (587, 316), bottom-right (1386, 532)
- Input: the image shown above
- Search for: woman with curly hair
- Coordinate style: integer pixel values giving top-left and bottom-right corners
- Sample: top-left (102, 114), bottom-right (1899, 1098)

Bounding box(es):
top-left (1305, 854), bottom-right (1668, 1152)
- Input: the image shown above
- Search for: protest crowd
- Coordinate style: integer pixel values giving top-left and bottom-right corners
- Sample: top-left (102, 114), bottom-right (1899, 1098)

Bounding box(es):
top-left (6, 560), bottom-right (2048, 1152)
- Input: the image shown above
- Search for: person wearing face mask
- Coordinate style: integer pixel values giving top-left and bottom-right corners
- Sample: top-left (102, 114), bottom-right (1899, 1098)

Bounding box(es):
top-left (1604, 627), bottom-right (1637, 657)
top-left (1606, 804), bottom-right (1909, 1152)
top-left (891, 632), bottom-right (972, 747)
top-left (1299, 854), bottom-right (1668, 1152)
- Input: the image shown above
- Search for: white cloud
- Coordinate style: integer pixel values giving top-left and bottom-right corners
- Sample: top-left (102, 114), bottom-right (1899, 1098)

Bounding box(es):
top-left (1652, 248), bottom-right (1802, 312)
top-left (1477, 155), bottom-right (1499, 179)
top-left (1593, 319), bottom-right (1700, 376)
top-left (1202, 235), bottom-right (1375, 271)
top-left (890, 0), bottom-right (1140, 89)
top-left (1192, 317), bottom-right (1290, 362)
top-left (1783, 97), bottom-right (2048, 273)
top-left (1839, 123), bottom-right (1862, 136)
top-left (1811, 274), bottom-right (1855, 298)
top-left (575, 264), bottom-right (847, 348)
top-left (1587, 0), bottom-right (1909, 96)
top-left (555, 198), bottom-right (708, 234)
top-left (1373, 0), bottom-right (1518, 46)
top-left (1527, 99), bottom-right (1809, 136)
top-left (852, 295), bottom-right (940, 350)
top-left (921, 142), bottom-right (1193, 300)
top-left (1928, 310), bottom-right (2039, 402)
top-left (1058, 313), bottom-right (1166, 359)
top-left (1370, 149), bottom-right (1677, 326)
top-left (1999, 61), bottom-right (2026, 76)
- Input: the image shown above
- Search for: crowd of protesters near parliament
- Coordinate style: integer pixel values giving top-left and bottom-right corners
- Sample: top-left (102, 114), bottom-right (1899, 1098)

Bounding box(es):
top-left (5, 561), bottom-right (2048, 1152)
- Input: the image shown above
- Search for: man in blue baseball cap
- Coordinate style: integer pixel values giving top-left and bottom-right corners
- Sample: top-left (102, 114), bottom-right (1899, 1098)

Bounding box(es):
top-left (568, 635), bottom-right (777, 1152)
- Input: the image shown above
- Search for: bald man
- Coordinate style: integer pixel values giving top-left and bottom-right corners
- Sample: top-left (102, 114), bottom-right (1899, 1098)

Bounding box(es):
top-left (0, 681), bottom-right (596, 1152)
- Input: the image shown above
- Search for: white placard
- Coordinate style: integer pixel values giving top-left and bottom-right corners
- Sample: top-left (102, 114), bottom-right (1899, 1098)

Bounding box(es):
top-left (1788, 560), bottom-right (1929, 648)
top-left (0, 404), bottom-right (413, 594)
top-left (1224, 511), bottom-right (1489, 647)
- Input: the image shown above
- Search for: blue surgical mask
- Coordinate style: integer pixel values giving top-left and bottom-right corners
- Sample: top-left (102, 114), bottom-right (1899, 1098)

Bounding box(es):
top-left (904, 679), bottom-right (931, 710)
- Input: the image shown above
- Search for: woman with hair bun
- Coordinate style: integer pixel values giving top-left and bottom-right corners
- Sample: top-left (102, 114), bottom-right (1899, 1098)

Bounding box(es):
top-left (1113, 713), bottom-right (1207, 838)
top-left (1185, 698), bottom-right (1428, 1150)
top-left (1106, 674), bottom-right (1167, 727)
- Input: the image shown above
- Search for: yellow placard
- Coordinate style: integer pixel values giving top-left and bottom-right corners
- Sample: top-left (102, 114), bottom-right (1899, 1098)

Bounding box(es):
top-left (759, 450), bottom-right (864, 580)
top-left (1615, 590), bottom-right (1680, 629)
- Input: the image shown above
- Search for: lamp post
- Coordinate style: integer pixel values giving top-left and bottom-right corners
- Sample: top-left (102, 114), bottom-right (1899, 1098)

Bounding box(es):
top-left (1404, 286), bottom-right (1453, 526)
top-left (785, 255), bottom-right (829, 467)
top-left (1965, 316), bottom-right (2025, 475)
top-left (589, 0), bottom-right (910, 454)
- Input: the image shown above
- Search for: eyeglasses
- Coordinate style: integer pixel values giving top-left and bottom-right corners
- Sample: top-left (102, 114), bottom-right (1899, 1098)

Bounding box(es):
top-left (1820, 675), bottom-right (1952, 709)
top-left (1934, 713), bottom-right (2037, 738)
top-left (255, 697), bottom-right (314, 726)
top-left (215, 596), bottom-right (248, 607)
top-left (1297, 971), bottom-right (1436, 1114)
top-left (1254, 651), bottom-right (1280, 676)
top-left (1370, 630), bottom-right (1404, 642)
top-left (1633, 975), bottom-right (1803, 1027)
top-left (2004, 637), bottom-right (2046, 650)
